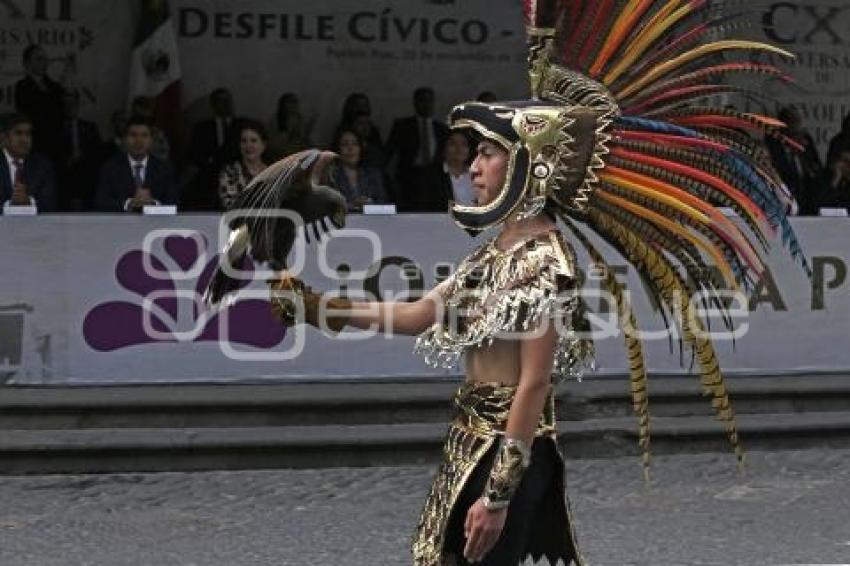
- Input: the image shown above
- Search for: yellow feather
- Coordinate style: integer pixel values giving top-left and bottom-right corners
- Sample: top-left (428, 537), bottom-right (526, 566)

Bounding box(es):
top-left (601, 172), bottom-right (712, 224)
top-left (562, 217), bottom-right (652, 481)
top-left (616, 40), bottom-right (795, 100)
top-left (604, 0), bottom-right (691, 86)
top-left (591, 0), bottom-right (652, 77)
top-left (596, 191), bottom-right (740, 290)
top-left (601, 171), bottom-right (765, 272)
top-left (590, 209), bottom-right (745, 467)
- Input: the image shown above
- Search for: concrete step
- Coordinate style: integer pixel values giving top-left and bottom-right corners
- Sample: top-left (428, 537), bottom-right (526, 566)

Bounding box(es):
top-left (3, 411), bottom-right (850, 474)
top-left (564, 373), bottom-right (850, 420)
top-left (0, 380), bottom-right (459, 429)
top-left (2, 374), bottom-right (849, 430)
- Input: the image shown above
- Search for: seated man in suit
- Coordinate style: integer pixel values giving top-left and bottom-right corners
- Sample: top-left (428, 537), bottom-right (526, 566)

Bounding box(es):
top-left (416, 130), bottom-right (474, 212)
top-left (819, 148), bottom-right (850, 213)
top-left (0, 113), bottom-right (56, 213)
top-left (96, 116), bottom-right (177, 212)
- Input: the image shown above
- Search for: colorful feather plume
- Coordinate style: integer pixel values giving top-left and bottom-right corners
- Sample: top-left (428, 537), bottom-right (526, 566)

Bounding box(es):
top-left (525, 0), bottom-right (810, 472)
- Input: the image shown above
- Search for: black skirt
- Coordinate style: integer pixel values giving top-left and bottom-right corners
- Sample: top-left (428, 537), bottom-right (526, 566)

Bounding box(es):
top-left (442, 437), bottom-right (581, 566)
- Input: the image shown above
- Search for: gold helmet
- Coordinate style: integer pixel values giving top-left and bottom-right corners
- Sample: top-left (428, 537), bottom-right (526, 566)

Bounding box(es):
top-left (448, 12), bottom-right (618, 232)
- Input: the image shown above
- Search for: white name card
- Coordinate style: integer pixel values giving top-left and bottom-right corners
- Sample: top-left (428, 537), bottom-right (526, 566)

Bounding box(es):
top-left (2, 204), bottom-right (38, 216)
top-left (363, 204), bottom-right (397, 215)
top-left (819, 207), bottom-right (849, 217)
top-left (143, 205), bottom-right (177, 216)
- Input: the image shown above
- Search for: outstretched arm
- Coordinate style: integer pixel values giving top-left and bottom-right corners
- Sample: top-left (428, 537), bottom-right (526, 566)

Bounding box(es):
top-left (270, 275), bottom-right (449, 337)
top-left (345, 279), bottom-right (449, 336)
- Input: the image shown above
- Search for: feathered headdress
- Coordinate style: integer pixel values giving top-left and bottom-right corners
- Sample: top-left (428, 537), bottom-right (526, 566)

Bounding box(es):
top-left (449, 0), bottom-right (811, 478)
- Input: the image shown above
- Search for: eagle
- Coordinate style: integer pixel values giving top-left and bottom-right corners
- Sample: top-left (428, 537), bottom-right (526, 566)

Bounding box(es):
top-left (202, 149), bottom-right (347, 307)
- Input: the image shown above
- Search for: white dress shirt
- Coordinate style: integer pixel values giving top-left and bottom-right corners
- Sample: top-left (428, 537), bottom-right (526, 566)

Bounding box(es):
top-left (215, 117), bottom-right (231, 149)
top-left (3, 148), bottom-right (36, 207)
top-left (128, 154), bottom-right (149, 183)
top-left (444, 162), bottom-right (474, 205)
top-left (416, 117), bottom-right (436, 167)
top-left (123, 155), bottom-right (160, 212)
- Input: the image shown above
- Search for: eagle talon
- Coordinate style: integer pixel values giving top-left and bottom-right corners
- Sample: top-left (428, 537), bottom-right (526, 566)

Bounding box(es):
top-left (268, 274), bottom-right (306, 327)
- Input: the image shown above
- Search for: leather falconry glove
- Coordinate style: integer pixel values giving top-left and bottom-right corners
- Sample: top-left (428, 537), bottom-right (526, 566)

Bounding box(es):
top-left (268, 274), bottom-right (352, 334)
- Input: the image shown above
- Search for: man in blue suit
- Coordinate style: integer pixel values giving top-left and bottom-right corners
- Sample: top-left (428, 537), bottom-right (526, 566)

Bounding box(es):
top-left (0, 113), bottom-right (56, 213)
top-left (96, 116), bottom-right (177, 213)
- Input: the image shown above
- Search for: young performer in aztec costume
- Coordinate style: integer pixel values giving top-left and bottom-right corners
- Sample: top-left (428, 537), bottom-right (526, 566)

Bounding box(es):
top-left (205, 1), bottom-right (810, 564)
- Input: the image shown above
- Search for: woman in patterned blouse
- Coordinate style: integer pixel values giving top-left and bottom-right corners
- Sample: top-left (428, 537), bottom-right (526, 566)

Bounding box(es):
top-left (330, 129), bottom-right (387, 212)
top-left (218, 120), bottom-right (269, 210)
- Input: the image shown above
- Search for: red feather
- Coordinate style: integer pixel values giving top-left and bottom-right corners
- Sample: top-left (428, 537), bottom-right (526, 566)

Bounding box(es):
top-left (777, 134), bottom-right (806, 153)
top-left (625, 85), bottom-right (742, 115)
top-left (561, 0), bottom-right (591, 64)
top-left (627, 63), bottom-right (793, 107)
top-left (576, 0), bottom-right (616, 70)
top-left (671, 116), bottom-right (777, 134)
top-left (610, 146), bottom-right (769, 225)
top-left (614, 130), bottom-right (731, 153)
top-left (523, 0), bottom-right (536, 24)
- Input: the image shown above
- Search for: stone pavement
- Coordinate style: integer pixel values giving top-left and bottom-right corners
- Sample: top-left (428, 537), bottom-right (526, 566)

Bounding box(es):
top-left (1, 448), bottom-right (848, 566)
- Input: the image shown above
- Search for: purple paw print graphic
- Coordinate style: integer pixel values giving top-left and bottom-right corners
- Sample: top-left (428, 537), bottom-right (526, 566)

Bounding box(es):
top-left (83, 233), bottom-right (285, 352)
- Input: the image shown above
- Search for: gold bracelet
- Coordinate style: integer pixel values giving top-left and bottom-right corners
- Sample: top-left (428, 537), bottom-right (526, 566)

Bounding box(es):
top-left (481, 437), bottom-right (531, 510)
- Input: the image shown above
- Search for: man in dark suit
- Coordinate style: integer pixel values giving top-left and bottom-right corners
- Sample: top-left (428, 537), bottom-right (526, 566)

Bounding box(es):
top-left (96, 116), bottom-right (177, 213)
top-left (57, 89), bottom-right (101, 211)
top-left (184, 88), bottom-right (239, 210)
top-left (0, 113), bottom-right (56, 213)
top-left (14, 45), bottom-right (64, 163)
top-left (819, 148), bottom-right (850, 213)
top-left (386, 87), bottom-right (450, 211)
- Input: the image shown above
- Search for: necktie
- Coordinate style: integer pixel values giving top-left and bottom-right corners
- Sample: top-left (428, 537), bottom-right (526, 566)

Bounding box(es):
top-left (70, 121), bottom-right (80, 160)
top-left (216, 118), bottom-right (225, 148)
top-left (133, 163), bottom-right (144, 189)
top-left (12, 158), bottom-right (24, 185)
top-left (419, 118), bottom-right (432, 166)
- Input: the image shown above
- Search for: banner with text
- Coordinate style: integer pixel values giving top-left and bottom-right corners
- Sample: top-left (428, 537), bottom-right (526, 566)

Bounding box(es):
top-left (742, 1), bottom-right (850, 158)
top-left (0, 0), bottom-right (528, 144)
top-left (3, 1), bottom-right (848, 153)
top-left (0, 214), bottom-right (847, 385)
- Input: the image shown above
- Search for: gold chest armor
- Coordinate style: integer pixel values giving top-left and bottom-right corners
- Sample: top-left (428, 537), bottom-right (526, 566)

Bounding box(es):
top-left (414, 230), bottom-right (594, 383)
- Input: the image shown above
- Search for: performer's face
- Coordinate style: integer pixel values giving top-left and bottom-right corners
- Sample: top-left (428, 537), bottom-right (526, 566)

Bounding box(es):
top-left (470, 140), bottom-right (508, 206)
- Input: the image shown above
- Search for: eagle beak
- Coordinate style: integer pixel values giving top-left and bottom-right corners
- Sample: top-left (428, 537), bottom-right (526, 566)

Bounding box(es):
top-left (330, 209), bottom-right (346, 229)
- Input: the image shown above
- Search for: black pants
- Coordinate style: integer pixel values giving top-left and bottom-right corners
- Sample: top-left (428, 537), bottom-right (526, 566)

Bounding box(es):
top-left (443, 437), bottom-right (566, 566)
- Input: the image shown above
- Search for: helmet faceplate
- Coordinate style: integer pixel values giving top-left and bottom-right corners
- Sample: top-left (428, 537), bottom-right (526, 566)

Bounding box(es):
top-left (448, 99), bottom-right (614, 232)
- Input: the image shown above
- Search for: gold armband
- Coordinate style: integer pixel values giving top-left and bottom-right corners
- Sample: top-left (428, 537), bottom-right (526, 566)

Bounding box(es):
top-left (481, 437), bottom-right (531, 511)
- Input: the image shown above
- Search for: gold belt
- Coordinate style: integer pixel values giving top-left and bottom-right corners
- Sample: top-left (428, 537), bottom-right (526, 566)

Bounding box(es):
top-left (451, 381), bottom-right (557, 439)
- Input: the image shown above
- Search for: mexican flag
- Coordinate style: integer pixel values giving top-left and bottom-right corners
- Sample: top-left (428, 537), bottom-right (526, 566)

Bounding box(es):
top-left (128, 0), bottom-right (182, 148)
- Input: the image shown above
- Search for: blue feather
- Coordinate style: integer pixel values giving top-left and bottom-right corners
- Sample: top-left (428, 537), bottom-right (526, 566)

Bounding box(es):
top-left (614, 115), bottom-right (812, 279)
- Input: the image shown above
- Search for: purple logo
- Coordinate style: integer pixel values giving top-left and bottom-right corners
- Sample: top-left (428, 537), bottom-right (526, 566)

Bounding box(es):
top-left (83, 234), bottom-right (285, 352)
